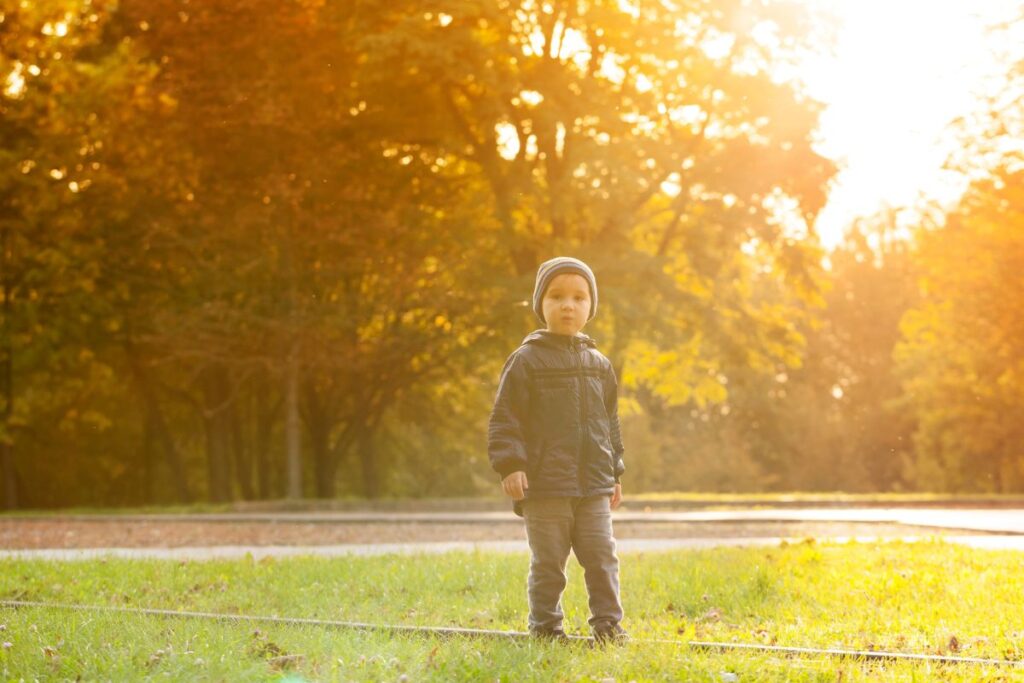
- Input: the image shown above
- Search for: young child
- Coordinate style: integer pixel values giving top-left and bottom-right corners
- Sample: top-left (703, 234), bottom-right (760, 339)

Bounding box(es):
top-left (488, 256), bottom-right (628, 644)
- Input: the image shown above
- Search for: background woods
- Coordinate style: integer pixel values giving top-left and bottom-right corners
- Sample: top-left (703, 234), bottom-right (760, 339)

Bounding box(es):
top-left (1, 1), bottom-right (1021, 508)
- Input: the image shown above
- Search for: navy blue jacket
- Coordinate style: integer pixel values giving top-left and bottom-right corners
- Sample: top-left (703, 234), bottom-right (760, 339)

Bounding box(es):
top-left (488, 330), bottom-right (625, 515)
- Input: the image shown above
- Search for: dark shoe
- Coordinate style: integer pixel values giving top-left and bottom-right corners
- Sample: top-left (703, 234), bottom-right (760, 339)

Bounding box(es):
top-left (592, 623), bottom-right (629, 645)
top-left (531, 627), bottom-right (569, 643)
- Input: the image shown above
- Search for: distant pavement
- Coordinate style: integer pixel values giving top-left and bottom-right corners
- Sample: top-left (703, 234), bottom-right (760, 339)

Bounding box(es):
top-left (5, 506), bottom-right (1024, 561)
top-left (16, 507), bottom-right (1024, 534)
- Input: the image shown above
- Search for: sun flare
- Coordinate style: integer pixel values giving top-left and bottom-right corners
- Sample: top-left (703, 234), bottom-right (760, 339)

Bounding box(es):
top-left (804, 0), bottom-right (1021, 248)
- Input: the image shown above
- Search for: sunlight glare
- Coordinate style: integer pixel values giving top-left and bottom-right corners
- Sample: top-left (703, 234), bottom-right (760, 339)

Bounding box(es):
top-left (496, 122), bottom-right (520, 160)
top-left (804, 0), bottom-right (1021, 249)
top-left (4, 63), bottom-right (25, 98)
top-left (42, 20), bottom-right (69, 37)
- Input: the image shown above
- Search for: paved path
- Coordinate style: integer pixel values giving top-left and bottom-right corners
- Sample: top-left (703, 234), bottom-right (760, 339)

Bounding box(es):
top-left (23, 508), bottom-right (1024, 534)
top-left (7, 507), bottom-right (1024, 561)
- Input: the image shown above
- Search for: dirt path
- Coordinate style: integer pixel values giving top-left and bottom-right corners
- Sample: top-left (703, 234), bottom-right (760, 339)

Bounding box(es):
top-left (0, 518), bottom-right (974, 550)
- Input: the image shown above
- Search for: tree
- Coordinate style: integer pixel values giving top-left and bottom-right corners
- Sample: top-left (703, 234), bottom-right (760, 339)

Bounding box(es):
top-left (113, 0), bottom-right (511, 499)
top-left (358, 0), bottom-right (836, 455)
top-left (2, 0), bottom-right (840, 506)
top-left (0, 1), bottom-right (162, 507)
top-left (896, 167), bottom-right (1024, 491)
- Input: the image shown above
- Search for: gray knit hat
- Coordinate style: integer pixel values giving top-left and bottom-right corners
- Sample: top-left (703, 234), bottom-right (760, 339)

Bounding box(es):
top-left (532, 256), bottom-right (598, 323)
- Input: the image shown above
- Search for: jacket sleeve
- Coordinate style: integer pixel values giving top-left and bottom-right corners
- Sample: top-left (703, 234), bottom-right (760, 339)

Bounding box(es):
top-left (604, 363), bottom-right (625, 482)
top-left (488, 351), bottom-right (530, 479)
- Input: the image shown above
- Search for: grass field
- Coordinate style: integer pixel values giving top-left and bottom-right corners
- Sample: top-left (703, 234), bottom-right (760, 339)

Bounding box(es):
top-left (2, 540), bottom-right (1023, 681)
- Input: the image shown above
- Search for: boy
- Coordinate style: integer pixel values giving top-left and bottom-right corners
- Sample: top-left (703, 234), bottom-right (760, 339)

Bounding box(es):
top-left (488, 256), bottom-right (628, 644)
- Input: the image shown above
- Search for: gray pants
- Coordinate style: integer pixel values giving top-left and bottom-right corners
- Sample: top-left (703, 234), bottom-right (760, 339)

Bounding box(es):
top-left (522, 495), bottom-right (623, 632)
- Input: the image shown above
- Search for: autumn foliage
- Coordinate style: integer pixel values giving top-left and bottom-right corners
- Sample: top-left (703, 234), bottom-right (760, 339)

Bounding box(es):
top-left (0, 1), bottom-right (1020, 507)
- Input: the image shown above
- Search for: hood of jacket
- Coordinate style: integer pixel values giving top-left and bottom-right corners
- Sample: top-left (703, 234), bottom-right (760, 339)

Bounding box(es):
top-left (521, 329), bottom-right (597, 350)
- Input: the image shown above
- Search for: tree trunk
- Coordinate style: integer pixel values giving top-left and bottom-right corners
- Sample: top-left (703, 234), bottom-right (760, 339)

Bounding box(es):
top-left (304, 381), bottom-right (336, 498)
top-left (0, 442), bottom-right (16, 510)
top-left (442, 86), bottom-right (534, 276)
top-left (0, 360), bottom-right (15, 509)
top-left (254, 382), bottom-right (277, 499)
top-left (149, 399), bottom-right (192, 503)
top-left (358, 427), bottom-right (378, 499)
top-left (309, 413), bottom-right (334, 498)
top-left (231, 397), bottom-right (253, 500)
top-left (141, 412), bottom-right (154, 504)
top-left (285, 341), bottom-right (302, 499)
top-left (125, 340), bottom-right (191, 502)
top-left (201, 364), bottom-right (232, 503)
top-left (1, 226), bottom-right (17, 509)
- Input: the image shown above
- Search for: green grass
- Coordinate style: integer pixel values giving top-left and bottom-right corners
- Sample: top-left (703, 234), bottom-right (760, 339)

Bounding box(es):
top-left (2, 541), bottom-right (1024, 681)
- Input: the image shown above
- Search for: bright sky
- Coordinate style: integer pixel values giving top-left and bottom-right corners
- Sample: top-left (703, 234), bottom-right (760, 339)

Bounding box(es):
top-left (803, 0), bottom-right (1021, 249)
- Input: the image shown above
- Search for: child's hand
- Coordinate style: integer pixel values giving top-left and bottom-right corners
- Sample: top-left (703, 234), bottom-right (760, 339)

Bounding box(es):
top-left (502, 471), bottom-right (529, 500)
top-left (611, 483), bottom-right (622, 510)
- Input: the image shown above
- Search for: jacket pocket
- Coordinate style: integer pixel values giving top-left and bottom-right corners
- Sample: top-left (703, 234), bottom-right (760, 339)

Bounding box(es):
top-left (595, 442), bottom-right (616, 482)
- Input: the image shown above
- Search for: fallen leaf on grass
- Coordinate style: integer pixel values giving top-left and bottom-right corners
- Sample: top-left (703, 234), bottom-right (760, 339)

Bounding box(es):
top-left (702, 608), bottom-right (722, 622)
top-left (269, 654), bottom-right (305, 671)
top-left (248, 629), bottom-right (286, 660)
top-left (948, 635), bottom-right (961, 653)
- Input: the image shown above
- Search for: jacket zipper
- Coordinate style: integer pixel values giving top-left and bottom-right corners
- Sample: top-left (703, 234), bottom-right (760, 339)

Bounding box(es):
top-left (574, 340), bottom-right (586, 496)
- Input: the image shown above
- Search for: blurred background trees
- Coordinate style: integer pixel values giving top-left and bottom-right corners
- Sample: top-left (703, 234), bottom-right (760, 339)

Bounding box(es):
top-left (1, 0), bottom-right (1021, 507)
top-left (896, 169), bottom-right (1024, 492)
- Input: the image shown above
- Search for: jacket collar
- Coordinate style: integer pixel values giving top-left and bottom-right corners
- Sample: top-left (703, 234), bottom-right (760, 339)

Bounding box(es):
top-left (522, 329), bottom-right (597, 350)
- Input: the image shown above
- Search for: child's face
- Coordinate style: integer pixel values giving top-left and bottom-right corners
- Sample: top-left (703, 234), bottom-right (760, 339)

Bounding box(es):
top-left (542, 273), bottom-right (591, 336)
